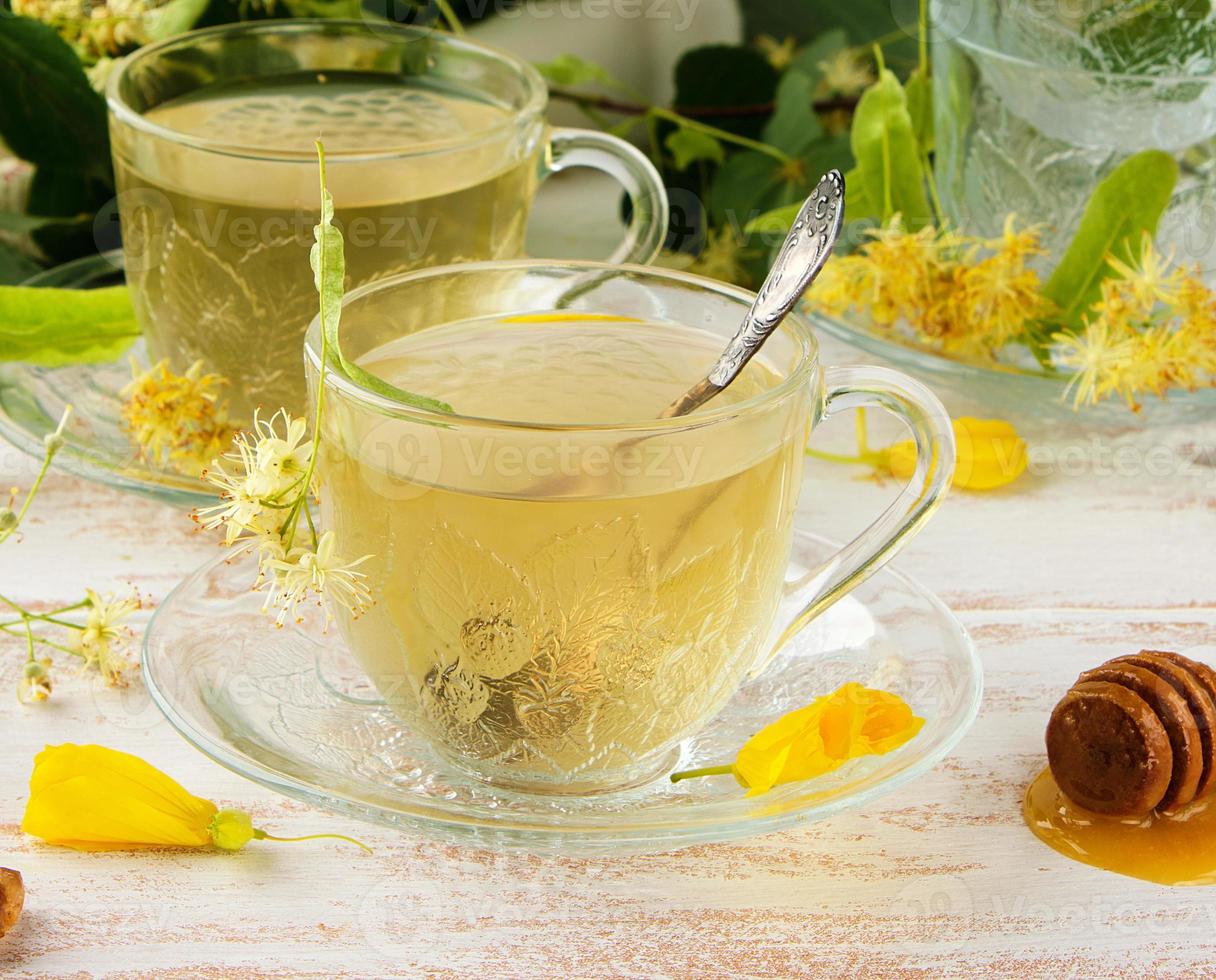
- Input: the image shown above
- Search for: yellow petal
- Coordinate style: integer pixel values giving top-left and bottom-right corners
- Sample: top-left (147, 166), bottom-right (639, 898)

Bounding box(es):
top-left (730, 685), bottom-right (924, 796)
top-left (22, 745), bottom-right (217, 851)
top-left (887, 417), bottom-right (1027, 491)
top-left (952, 417), bottom-right (1027, 490)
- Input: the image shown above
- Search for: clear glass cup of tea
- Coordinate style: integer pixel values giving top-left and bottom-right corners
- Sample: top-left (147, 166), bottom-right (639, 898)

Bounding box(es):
top-left (106, 20), bottom-right (669, 421)
top-left (304, 260), bottom-right (956, 795)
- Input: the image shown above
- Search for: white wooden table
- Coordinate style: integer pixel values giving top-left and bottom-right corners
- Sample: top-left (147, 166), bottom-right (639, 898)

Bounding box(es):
top-left (2, 335), bottom-right (1215, 978)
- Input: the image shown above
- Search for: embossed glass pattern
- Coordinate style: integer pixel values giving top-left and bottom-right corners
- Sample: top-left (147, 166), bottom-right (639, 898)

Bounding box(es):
top-left (142, 531), bottom-right (982, 854)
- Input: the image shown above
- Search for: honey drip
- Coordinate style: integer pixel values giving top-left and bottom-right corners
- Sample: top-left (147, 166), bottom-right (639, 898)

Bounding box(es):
top-left (1024, 767), bottom-right (1216, 886)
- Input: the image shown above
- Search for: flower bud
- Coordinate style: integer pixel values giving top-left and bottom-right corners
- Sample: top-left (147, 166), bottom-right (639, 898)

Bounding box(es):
top-left (208, 809), bottom-right (257, 851)
top-left (0, 508), bottom-right (17, 533)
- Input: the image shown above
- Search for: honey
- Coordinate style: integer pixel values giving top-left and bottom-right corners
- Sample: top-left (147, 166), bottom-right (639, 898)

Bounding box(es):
top-left (1024, 767), bottom-right (1216, 886)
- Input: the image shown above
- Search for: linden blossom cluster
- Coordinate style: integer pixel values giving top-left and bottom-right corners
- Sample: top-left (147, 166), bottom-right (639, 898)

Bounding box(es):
top-left (810, 217), bottom-right (1216, 410)
top-left (197, 410), bottom-right (371, 627)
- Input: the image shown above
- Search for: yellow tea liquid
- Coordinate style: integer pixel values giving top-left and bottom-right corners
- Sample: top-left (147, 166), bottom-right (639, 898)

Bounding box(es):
top-left (113, 73), bottom-right (539, 419)
top-left (318, 316), bottom-right (807, 790)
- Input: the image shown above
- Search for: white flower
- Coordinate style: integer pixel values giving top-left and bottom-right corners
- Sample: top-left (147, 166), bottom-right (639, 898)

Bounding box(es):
top-left (198, 409), bottom-right (310, 548)
top-left (74, 588), bottom-right (141, 686)
top-left (260, 532), bottom-right (371, 627)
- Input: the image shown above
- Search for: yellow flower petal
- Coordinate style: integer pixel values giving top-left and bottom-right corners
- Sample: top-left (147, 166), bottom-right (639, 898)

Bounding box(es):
top-left (22, 745), bottom-right (217, 851)
top-left (731, 684), bottom-right (923, 796)
top-left (887, 417), bottom-right (1027, 491)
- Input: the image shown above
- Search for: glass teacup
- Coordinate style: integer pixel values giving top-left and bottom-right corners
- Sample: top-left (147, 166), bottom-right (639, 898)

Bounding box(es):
top-left (107, 20), bottom-right (668, 421)
top-left (305, 261), bottom-right (955, 794)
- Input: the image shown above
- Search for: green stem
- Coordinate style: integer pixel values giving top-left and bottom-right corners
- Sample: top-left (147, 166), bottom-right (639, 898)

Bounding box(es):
top-left (669, 764), bottom-right (733, 784)
top-left (644, 110), bottom-right (663, 170)
top-left (650, 107), bottom-right (792, 164)
top-left (254, 828), bottom-right (373, 854)
top-left (22, 617), bottom-right (34, 664)
top-left (918, 0), bottom-right (929, 74)
top-left (923, 149), bottom-right (946, 227)
top-left (0, 624), bottom-right (77, 655)
top-left (806, 447), bottom-right (886, 467)
top-left (872, 44), bottom-right (894, 223)
top-left (855, 408), bottom-right (870, 455)
top-left (432, 0), bottom-right (465, 35)
top-left (282, 142), bottom-right (335, 552)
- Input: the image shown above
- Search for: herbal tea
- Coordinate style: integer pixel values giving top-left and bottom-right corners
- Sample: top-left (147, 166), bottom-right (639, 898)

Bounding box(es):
top-left (317, 316), bottom-right (806, 791)
top-left (113, 72), bottom-right (539, 419)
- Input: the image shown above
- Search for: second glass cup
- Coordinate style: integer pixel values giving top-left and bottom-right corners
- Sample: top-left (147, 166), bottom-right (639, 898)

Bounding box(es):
top-left (107, 19), bottom-right (669, 420)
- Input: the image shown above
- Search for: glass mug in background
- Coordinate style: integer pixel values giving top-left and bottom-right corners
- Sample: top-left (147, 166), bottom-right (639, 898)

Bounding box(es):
top-left (106, 20), bottom-right (669, 421)
top-left (305, 262), bottom-right (956, 794)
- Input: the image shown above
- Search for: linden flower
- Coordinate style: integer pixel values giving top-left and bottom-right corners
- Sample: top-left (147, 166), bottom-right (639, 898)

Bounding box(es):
top-left (198, 410), bottom-right (371, 625)
top-left (73, 588), bottom-right (140, 686)
top-left (260, 531), bottom-right (371, 628)
top-left (1053, 318), bottom-right (1140, 407)
top-left (21, 744), bottom-right (370, 852)
top-left (17, 657), bottom-right (53, 706)
top-left (756, 34), bottom-right (797, 71)
top-left (671, 683), bottom-right (923, 796)
top-left (1103, 234), bottom-right (1187, 321)
top-left (688, 227), bottom-right (757, 288)
top-left (817, 48), bottom-right (875, 98)
top-left (949, 217), bottom-right (1052, 350)
top-left (121, 359), bottom-right (239, 478)
top-left (199, 409), bottom-right (310, 551)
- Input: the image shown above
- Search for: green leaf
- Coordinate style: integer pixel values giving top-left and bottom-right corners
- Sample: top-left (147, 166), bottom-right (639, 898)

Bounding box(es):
top-left (742, 0), bottom-right (916, 65)
top-left (905, 65), bottom-right (934, 154)
top-left (0, 284), bottom-right (139, 365)
top-left (311, 144), bottom-right (452, 415)
top-left (0, 211), bottom-right (84, 234)
top-left (1043, 150), bottom-right (1180, 329)
top-left (788, 29), bottom-right (849, 88)
top-left (762, 70), bottom-right (822, 158)
top-left (535, 54), bottom-right (620, 88)
top-left (665, 128), bottom-right (725, 171)
top-left (709, 151), bottom-right (799, 230)
top-left (0, 242), bottom-right (41, 286)
top-left (847, 69), bottom-right (930, 228)
top-left (143, 0), bottom-right (210, 42)
top-left (0, 16), bottom-right (110, 180)
top-left (674, 45), bottom-right (780, 140)
top-left (745, 201), bottom-right (802, 236)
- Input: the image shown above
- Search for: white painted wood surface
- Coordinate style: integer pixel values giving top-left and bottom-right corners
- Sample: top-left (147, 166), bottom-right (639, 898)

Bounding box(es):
top-left (2, 334), bottom-right (1215, 978)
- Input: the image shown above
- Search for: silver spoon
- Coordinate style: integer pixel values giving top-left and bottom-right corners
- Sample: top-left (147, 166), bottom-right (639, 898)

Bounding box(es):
top-left (660, 169), bottom-right (845, 418)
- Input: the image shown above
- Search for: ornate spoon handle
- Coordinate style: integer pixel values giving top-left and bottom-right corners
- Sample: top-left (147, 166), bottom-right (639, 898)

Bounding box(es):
top-left (660, 170), bottom-right (845, 419)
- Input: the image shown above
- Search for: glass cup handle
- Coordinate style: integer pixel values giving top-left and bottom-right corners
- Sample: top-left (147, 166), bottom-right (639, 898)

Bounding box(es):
top-left (752, 364), bottom-right (956, 677)
top-left (541, 128), bottom-right (670, 264)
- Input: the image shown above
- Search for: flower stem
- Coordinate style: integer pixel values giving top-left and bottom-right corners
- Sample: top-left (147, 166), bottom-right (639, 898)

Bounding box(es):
top-left (432, 0), bottom-right (465, 35)
top-left (254, 828), bottom-right (372, 854)
top-left (669, 764), bottom-right (733, 784)
top-left (649, 107), bottom-right (793, 164)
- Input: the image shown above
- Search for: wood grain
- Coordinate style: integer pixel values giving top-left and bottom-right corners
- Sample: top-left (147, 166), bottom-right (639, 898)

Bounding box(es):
top-left (2, 336), bottom-right (1215, 978)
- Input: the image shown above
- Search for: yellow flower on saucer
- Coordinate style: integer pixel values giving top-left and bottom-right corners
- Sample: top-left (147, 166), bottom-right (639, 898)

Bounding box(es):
top-left (22, 744), bottom-right (369, 853)
top-left (671, 683), bottom-right (923, 796)
top-left (887, 417), bottom-right (1028, 491)
top-left (733, 683), bottom-right (924, 796)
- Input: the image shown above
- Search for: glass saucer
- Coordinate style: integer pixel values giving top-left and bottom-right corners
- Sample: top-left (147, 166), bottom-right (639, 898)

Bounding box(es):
top-left (0, 252), bottom-right (212, 508)
top-left (143, 530), bottom-right (982, 855)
